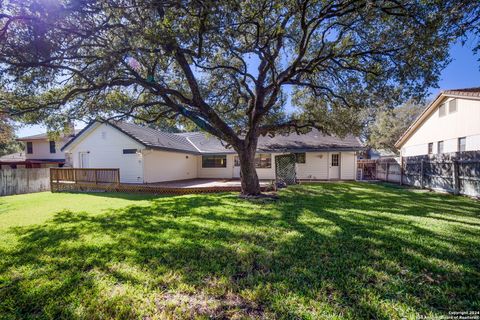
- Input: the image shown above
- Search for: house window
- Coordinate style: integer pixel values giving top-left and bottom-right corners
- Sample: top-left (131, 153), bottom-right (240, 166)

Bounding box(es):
top-left (331, 154), bottom-right (339, 166)
top-left (255, 153), bottom-right (271, 169)
top-left (202, 155), bottom-right (227, 168)
top-left (26, 142), bottom-right (33, 154)
top-left (449, 99), bottom-right (457, 113)
top-left (438, 103), bottom-right (446, 117)
top-left (123, 149), bottom-right (138, 154)
top-left (437, 141), bottom-right (444, 154)
top-left (295, 153), bottom-right (306, 164)
top-left (428, 143), bottom-right (433, 155)
top-left (458, 137), bottom-right (466, 152)
top-left (49, 141), bottom-right (56, 154)
top-left (234, 156), bottom-right (240, 167)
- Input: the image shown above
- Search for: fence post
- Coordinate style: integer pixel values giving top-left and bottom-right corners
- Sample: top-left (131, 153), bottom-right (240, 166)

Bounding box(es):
top-left (50, 168), bottom-right (54, 192)
top-left (420, 159), bottom-right (425, 189)
top-left (94, 169), bottom-right (98, 185)
top-left (386, 162), bottom-right (390, 182)
top-left (400, 157), bottom-right (404, 185)
top-left (452, 160), bottom-right (459, 195)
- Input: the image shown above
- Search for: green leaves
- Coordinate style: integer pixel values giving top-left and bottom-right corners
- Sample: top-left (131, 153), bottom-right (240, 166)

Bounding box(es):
top-left (0, 0), bottom-right (477, 141)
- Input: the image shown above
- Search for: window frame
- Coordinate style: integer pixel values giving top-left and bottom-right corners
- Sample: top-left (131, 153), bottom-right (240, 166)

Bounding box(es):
top-left (254, 153), bottom-right (272, 169)
top-left (458, 137), bottom-right (466, 152)
top-left (26, 141), bottom-right (33, 154)
top-left (437, 141), bottom-right (444, 154)
top-left (122, 149), bottom-right (138, 154)
top-left (233, 156), bottom-right (240, 167)
top-left (202, 155), bottom-right (227, 168)
top-left (448, 99), bottom-right (457, 114)
top-left (331, 154), bottom-right (339, 167)
top-left (49, 140), bottom-right (56, 154)
top-left (428, 143), bottom-right (433, 155)
top-left (295, 152), bottom-right (306, 164)
top-left (438, 103), bottom-right (446, 117)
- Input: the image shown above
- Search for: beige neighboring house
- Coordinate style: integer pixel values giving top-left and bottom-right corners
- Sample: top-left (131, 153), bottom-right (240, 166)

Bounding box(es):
top-left (395, 87), bottom-right (480, 157)
top-left (61, 121), bottom-right (364, 183)
top-left (0, 128), bottom-right (80, 169)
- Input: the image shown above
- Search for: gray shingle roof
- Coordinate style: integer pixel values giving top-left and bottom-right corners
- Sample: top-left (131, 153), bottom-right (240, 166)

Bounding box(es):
top-left (443, 87), bottom-right (480, 98)
top-left (17, 129), bottom-right (82, 141)
top-left (174, 129), bottom-right (363, 154)
top-left (112, 122), bottom-right (199, 153)
top-left (63, 121), bottom-right (364, 154)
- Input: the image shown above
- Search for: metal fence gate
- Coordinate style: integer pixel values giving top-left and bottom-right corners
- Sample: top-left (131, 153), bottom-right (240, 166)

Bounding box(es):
top-left (275, 154), bottom-right (296, 185)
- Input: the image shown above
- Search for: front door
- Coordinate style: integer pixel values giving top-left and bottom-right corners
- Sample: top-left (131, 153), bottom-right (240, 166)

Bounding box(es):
top-left (79, 152), bottom-right (89, 168)
top-left (329, 153), bottom-right (340, 180)
top-left (233, 156), bottom-right (241, 178)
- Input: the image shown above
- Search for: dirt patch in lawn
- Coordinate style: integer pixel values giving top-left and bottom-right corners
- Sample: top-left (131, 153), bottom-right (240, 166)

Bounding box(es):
top-left (155, 291), bottom-right (265, 319)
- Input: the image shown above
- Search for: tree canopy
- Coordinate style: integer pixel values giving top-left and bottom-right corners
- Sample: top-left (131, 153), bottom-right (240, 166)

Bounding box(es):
top-left (367, 102), bottom-right (424, 154)
top-left (0, 0), bottom-right (478, 194)
top-left (0, 116), bottom-right (22, 156)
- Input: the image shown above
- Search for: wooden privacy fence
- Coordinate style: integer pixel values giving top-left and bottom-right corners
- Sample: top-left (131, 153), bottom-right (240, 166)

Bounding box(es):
top-left (373, 152), bottom-right (480, 198)
top-left (1, 168), bottom-right (50, 196)
top-left (50, 168), bottom-right (120, 185)
top-left (377, 159), bottom-right (401, 183)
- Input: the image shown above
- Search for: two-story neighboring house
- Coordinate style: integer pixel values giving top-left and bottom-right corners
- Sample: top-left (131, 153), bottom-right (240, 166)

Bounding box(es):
top-left (0, 129), bottom-right (79, 169)
top-left (395, 87), bottom-right (480, 157)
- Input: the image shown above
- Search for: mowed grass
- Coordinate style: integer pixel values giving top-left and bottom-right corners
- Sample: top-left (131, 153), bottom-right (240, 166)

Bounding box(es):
top-left (0, 183), bottom-right (479, 319)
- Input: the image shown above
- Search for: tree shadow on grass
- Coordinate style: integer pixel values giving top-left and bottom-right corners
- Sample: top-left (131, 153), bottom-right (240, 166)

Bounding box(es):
top-left (0, 183), bottom-right (479, 319)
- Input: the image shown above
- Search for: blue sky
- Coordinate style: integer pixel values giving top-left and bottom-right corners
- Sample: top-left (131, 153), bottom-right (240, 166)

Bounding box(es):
top-left (16, 38), bottom-right (480, 137)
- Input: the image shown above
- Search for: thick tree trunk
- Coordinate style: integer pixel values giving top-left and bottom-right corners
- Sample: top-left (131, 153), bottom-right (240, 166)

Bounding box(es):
top-left (236, 142), bottom-right (261, 196)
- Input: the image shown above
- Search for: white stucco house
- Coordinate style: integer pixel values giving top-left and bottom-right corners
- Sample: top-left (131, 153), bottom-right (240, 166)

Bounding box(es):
top-left (61, 121), bottom-right (364, 183)
top-left (395, 87), bottom-right (480, 156)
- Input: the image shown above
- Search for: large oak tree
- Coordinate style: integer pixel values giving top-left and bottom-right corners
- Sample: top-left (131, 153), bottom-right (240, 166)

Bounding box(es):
top-left (0, 0), bottom-right (478, 194)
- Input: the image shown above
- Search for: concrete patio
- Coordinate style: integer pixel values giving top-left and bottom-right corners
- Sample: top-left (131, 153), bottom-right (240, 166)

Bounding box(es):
top-left (145, 178), bottom-right (274, 189)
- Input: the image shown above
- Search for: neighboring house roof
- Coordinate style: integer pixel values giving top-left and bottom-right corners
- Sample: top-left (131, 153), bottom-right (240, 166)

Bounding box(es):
top-left (395, 87), bottom-right (480, 148)
top-left (0, 152), bottom-right (65, 163)
top-left (368, 149), bottom-right (397, 159)
top-left (0, 152), bottom-right (26, 162)
top-left (17, 129), bottom-right (82, 141)
top-left (62, 120), bottom-right (364, 154)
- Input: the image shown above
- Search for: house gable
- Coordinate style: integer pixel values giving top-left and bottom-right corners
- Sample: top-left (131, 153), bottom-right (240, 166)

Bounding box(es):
top-left (396, 93), bottom-right (480, 156)
top-left (395, 87), bottom-right (480, 150)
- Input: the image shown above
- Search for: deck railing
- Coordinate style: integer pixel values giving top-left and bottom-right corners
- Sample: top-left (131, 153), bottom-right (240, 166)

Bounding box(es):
top-left (50, 168), bottom-right (120, 185)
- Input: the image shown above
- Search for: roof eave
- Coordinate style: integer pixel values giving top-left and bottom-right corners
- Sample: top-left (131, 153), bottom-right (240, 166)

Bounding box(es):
top-left (145, 146), bottom-right (202, 155)
top-left (61, 121), bottom-right (99, 151)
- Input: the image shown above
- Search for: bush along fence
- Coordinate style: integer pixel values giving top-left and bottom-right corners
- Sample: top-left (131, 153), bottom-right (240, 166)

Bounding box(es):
top-left (375, 151), bottom-right (480, 198)
top-left (0, 168), bottom-right (50, 196)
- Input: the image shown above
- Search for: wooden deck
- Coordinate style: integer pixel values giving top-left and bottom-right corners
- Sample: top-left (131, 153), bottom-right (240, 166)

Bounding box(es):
top-left (50, 169), bottom-right (275, 194)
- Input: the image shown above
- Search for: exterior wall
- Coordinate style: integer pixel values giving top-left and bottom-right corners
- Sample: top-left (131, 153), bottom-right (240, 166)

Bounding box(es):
top-left (195, 151), bottom-right (356, 181)
top-left (340, 152), bottom-right (356, 180)
top-left (64, 122), bottom-right (360, 182)
top-left (67, 123), bottom-right (145, 183)
top-left (143, 150), bottom-right (198, 183)
top-left (24, 139), bottom-right (68, 160)
top-left (197, 154), bottom-right (236, 179)
top-left (296, 152), bottom-right (329, 179)
top-left (401, 97), bottom-right (480, 156)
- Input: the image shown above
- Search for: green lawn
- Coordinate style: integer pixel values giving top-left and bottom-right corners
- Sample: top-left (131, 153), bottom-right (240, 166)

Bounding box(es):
top-left (0, 183), bottom-right (479, 319)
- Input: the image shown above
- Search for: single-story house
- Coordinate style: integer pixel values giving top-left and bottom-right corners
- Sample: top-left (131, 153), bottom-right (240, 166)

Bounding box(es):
top-left (61, 121), bottom-right (364, 183)
top-left (395, 87), bottom-right (480, 156)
